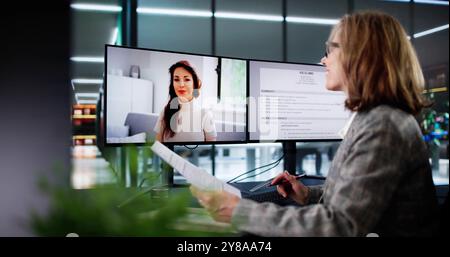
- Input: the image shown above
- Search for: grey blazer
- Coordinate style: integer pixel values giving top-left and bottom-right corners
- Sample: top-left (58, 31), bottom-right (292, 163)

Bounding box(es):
top-left (232, 105), bottom-right (439, 236)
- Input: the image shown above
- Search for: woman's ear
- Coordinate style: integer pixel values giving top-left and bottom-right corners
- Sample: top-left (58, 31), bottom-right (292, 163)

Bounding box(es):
top-left (193, 79), bottom-right (202, 98)
top-left (193, 88), bottom-right (200, 98)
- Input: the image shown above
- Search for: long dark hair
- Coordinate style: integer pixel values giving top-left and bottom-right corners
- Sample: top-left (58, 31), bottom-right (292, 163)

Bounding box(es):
top-left (162, 60), bottom-right (201, 140)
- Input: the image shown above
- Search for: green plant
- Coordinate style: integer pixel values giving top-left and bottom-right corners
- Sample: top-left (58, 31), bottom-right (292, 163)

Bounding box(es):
top-left (30, 144), bottom-right (234, 236)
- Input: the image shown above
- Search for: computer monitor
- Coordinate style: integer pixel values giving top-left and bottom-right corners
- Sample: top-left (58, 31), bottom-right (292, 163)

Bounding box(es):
top-left (248, 60), bottom-right (352, 142)
top-left (104, 45), bottom-right (247, 145)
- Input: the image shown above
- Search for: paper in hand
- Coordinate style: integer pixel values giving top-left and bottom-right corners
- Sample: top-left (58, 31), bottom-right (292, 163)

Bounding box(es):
top-left (151, 141), bottom-right (241, 198)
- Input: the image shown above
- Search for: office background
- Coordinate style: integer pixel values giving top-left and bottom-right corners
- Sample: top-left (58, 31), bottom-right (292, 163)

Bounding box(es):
top-left (0, 0), bottom-right (447, 235)
top-left (69, 0), bottom-right (449, 187)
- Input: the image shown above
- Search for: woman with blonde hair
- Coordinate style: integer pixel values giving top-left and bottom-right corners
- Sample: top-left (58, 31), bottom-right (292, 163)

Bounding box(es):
top-left (191, 11), bottom-right (439, 236)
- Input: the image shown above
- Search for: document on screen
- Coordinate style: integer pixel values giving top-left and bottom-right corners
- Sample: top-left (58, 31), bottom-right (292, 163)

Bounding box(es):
top-left (151, 141), bottom-right (241, 198)
top-left (249, 61), bottom-right (352, 141)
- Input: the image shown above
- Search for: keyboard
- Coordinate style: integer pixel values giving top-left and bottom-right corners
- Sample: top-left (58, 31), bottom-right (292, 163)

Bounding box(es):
top-left (229, 181), bottom-right (298, 206)
top-left (245, 190), bottom-right (296, 205)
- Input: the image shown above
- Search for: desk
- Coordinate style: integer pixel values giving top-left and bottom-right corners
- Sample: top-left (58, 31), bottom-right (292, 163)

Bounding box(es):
top-left (163, 176), bottom-right (326, 235)
top-left (171, 207), bottom-right (236, 234)
top-left (170, 175), bottom-right (326, 208)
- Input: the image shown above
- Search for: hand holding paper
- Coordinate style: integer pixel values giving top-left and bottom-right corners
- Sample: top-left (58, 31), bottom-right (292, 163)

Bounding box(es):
top-left (151, 141), bottom-right (241, 198)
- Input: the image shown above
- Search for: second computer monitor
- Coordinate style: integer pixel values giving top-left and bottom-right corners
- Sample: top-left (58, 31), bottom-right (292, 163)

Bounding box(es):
top-left (248, 60), bottom-right (352, 142)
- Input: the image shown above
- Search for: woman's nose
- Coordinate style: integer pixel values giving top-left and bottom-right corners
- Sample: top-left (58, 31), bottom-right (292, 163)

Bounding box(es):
top-left (320, 56), bottom-right (327, 66)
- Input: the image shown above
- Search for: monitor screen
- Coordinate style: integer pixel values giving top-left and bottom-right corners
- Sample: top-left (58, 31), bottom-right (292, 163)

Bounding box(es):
top-left (105, 45), bottom-right (247, 145)
top-left (248, 60), bottom-right (351, 142)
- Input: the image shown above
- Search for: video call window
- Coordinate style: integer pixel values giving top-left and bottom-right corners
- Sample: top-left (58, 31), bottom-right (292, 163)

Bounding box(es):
top-left (105, 45), bottom-right (247, 145)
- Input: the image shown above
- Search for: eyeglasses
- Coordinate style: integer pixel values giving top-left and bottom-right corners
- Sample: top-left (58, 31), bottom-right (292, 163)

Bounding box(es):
top-left (325, 41), bottom-right (340, 58)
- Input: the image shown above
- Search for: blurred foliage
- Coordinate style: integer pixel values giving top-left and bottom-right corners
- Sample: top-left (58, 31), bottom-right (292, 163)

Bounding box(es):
top-left (30, 143), bottom-right (234, 236)
top-left (420, 107), bottom-right (449, 146)
top-left (221, 58), bottom-right (247, 104)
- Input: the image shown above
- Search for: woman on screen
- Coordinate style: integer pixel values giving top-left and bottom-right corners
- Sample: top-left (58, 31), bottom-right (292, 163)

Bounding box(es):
top-left (191, 11), bottom-right (439, 236)
top-left (154, 60), bottom-right (217, 143)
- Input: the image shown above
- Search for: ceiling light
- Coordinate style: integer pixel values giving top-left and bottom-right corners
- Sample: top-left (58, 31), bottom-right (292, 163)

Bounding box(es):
top-left (214, 12), bottom-right (283, 22)
top-left (285, 16), bottom-right (339, 25)
top-left (110, 27), bottom-right (119, 45)
top-left (77, 100), bottom-right (98, 104)
top-left (71, 79), bottom-right (103, 90)
top-left (383, 0), bottom-right (449, 4)
top-left (72, 79), bottom-right (103, 84)
top-left (414, 0), bottom-right (449, 5)
top-left (70, 57), bottom-right (104, 63)
top-left (382, 0), bottom-right (411, 3)
top-left (70, 3), bottom-right (122, 12)
top-left (414, 24), bottom-right (449, 38)
top-left (137, 7), bottom-right (212, 17)
top-left (76, 93), bottom-right (99, 99)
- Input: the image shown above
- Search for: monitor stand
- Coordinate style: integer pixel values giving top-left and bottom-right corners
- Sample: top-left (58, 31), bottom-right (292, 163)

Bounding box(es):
top-left (164, 145), bottom-right (175, 187)
top-left (282, 142), bottom-right (297, 175)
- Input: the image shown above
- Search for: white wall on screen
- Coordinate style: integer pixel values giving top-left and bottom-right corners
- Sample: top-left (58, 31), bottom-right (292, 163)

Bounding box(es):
top-left (107, 47), bottom-right (151, 77)
top-left (107, 46), bottom-right (219, 117)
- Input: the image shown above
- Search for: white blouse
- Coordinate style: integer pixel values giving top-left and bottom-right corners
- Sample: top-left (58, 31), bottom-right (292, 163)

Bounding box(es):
top-left (154, 98), bottom-right (217, 142)
top-left (338, 112), bottom-right (357, 139)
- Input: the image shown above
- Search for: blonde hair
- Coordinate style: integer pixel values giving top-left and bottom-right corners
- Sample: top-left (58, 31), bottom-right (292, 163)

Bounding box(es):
top-left (331, 11), bottom-right (430, 115)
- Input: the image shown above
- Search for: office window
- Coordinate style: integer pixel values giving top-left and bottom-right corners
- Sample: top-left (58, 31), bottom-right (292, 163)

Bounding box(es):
top-left (215, 0), bottom-right (283, 61)
top-left (172, 144), bottom-right (286, 184)
top-left (354, 0), bottom-right (412, 34)
top-left (212, 0), bottom-right (285, 183)
top-left (295, 142), bottom-right (341, 176)
top-left (214, 143), bottom-right (284, 182)
top-left (286, 0), bottom-right (347, 64)
top-left (413, 2), bottom-right (449, 185)
top-left (414, 2), bottom-right (449, 110)
top-left (71, 0), bottom-right (119, 93)
top-left (285, 1), bottom-right (346, 174)
top-left (74, 0), bottom-right (448, 187)
top-left (173, 145), bottom-right (214, 184)
top-left (413, 2), bottom-right (449, 73)
top-left (137, 0), bottom-right (212, 55)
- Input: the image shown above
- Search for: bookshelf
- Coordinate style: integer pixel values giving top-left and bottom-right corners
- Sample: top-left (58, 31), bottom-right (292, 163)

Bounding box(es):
top-left (72, 104), bottom-right (97, 145)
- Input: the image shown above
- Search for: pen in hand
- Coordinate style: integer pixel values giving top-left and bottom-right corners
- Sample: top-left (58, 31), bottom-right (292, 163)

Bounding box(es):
top-left (269, 174), bottom-right (306, 187)
top-left (248, 173), bottom-right (306, 192)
